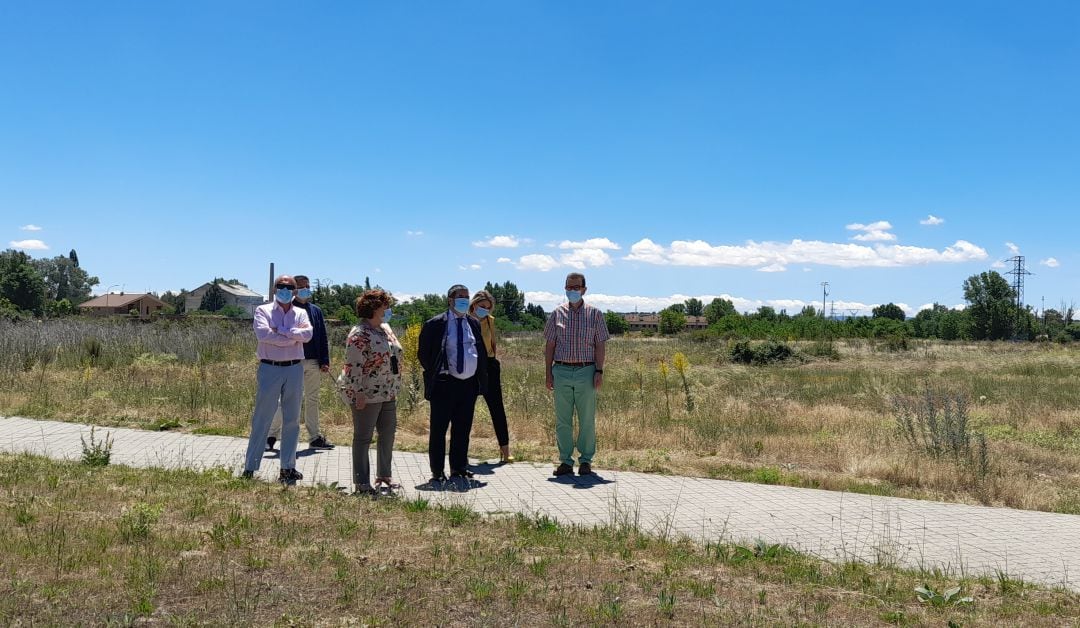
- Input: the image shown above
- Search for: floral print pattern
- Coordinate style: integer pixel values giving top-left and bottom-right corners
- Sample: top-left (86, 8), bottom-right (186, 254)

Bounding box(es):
top-left (337, 322), bottom-right (403, 405)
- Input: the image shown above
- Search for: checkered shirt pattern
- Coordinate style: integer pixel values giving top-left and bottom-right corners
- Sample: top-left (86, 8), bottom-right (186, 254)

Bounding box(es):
top-left (544, 302), bottom-right (610, 362)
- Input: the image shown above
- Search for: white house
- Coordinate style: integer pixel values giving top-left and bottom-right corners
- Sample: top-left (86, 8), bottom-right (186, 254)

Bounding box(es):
top-left (185, 282), bottom-right (265, 316)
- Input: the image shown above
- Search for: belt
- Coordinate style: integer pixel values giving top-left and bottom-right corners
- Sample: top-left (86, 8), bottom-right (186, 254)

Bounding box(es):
top-left (555, 361), bottom-right (594, 367)
top-left (260, 359), bottom-right (301, 367)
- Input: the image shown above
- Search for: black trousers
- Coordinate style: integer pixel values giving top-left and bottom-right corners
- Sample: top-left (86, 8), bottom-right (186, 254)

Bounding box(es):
top-left (428, 374), bottom-right (479, 475)
top-left (482, 358), bottom-right (509, 447)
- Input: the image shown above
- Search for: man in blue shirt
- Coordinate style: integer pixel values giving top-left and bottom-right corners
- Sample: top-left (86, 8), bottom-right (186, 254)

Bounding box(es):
top-left (268, 274), bottom-right (333, 449)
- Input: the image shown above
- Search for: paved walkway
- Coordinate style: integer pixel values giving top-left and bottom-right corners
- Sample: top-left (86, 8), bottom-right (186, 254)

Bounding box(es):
top-left (2, 415), bottom-right (1078, 591)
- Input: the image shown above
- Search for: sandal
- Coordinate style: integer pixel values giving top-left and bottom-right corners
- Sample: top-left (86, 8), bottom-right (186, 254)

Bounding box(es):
top-left (374, 477), bottom-right (401, 498)
top-left (500, 445), bottom-right (515, 463)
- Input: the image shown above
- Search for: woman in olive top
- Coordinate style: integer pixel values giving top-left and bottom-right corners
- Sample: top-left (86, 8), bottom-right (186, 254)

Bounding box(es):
top-left (469, 290), bottom-right (513, 462)
top-left (338, 289), bottom-right (403, 496)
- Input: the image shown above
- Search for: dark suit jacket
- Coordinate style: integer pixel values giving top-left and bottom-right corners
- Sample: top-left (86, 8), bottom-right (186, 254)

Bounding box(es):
top-left (418, 312), bottom-right (489, 400)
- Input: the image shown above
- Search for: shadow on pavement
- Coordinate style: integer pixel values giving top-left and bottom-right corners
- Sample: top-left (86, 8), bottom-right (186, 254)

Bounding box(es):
top-left (547, 473), bottom-right (615, 489)
top-left (414, 477), bottom-right (489, 493)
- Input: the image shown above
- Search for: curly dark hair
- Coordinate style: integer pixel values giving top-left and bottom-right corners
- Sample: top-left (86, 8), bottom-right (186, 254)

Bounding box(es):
top-left (355, 289), bottom-right (394, 319)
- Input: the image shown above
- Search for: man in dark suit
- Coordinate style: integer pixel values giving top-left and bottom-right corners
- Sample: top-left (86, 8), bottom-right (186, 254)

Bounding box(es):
top-left (418, 284), bottom-right (489, 482)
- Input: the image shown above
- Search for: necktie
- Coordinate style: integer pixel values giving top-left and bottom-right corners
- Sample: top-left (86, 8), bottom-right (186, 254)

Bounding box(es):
top-left (456, 317), bottom-right (465, 374)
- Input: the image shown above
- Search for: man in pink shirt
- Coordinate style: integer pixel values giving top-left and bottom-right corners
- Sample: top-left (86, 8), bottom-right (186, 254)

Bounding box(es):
top-left (242, 275), bottom-right (313, 484)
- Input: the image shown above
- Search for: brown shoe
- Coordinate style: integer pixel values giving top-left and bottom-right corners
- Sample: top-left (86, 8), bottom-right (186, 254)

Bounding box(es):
top-left (553, 463), bottom-right (574, 476)
top-left (578, 463), bottom-right (593, 476)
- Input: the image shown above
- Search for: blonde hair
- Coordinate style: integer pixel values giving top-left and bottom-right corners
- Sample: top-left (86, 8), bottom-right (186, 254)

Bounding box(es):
top-left (469, 290), bottom-right (495, 313)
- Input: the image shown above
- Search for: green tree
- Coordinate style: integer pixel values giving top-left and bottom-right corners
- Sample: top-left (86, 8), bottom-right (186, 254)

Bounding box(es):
top-left (160, 290), bottom-right (188, 314)
top-left (703, 297), bottom-right (736, 325)
top-left (525, 303), bottom-right (546, 320)
top-left (484, 280), bottom-right (525, 322)
top-left (199, 282), bottom-right (227, 312)
top-left (667, 303), bottom-right (686, 314)
top-left (33, 254), bottom-right (99, 304)
top-left (659, 308), bottom-right (686, 335)
top-left (605, 311), bottom-right (629, 335)
top-left (797, 305), bottom-right (817, 318)
top-left (963, 271), bottom-right (1015, 340)
top-left (211, 277), bottom-right (247, 287)
top-left (684, 298), bottom-right (704, 316)
top-left (0, 249), bottom-right (46, 315)
top-left (754, 306), bottom-right (777, 322)
top-left (68, 249), bottom-right (79, 267)
top-left (872, 302), bottom-right (906, 321)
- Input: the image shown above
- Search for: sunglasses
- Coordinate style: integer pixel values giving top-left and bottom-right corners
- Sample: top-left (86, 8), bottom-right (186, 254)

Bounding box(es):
top-left (274, 283), bottom-right (295, 290)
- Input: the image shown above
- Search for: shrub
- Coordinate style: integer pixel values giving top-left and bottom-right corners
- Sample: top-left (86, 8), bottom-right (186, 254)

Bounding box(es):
top-left (80, 426), bottom-right (113, 467)
top-left (894, 389), bottom-right (990, 478)
top-left (731, 340), bottom-right (796, 365)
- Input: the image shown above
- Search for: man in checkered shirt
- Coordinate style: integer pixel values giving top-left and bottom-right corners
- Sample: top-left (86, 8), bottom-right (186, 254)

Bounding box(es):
top-left (544, 272), bottom-right (610, 477)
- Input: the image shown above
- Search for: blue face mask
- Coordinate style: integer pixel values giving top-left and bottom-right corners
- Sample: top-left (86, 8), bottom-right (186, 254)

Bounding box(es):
top-left (565, 290), bottom-right (582, 304)
top-left (275, 287), bottom-right (294, 304)
top-left (382, 309), bottom-right (392, 324)
top-left (453, 298), bottom-right (470, 314)
top-left (474, 307), bottom-right (489, 319)
top-left (296, 288), bottom-right (312, 300)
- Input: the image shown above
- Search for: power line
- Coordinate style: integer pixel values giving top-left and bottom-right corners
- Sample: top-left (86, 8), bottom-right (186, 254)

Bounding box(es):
top-left (1005, 255), bottom-right (1032, 334)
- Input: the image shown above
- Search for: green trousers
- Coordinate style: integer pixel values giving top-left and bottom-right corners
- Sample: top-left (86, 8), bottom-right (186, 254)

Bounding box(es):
top-left (553, 363), bottom-right (597, 466)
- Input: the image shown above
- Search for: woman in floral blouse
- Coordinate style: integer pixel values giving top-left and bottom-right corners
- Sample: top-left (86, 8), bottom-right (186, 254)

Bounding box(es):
top-left (338, 289), bottom-right (403, 496)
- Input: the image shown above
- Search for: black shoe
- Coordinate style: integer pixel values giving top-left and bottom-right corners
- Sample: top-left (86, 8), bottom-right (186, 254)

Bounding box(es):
top-left (279, 468), bottom-right (303, 484)
top-left (450, 469), bottom-right (474, 479)
top-left (241, 470), bottom-right (254, 479)
top-left (430, 472), bottom-right (448, 483)
top-left (553, 463), bottom-right (574, 476)
top-left (309, 435), bottom-right (334, 449)
top-left (578, 463), bottom-right (593, 476)
top-left (266, 437), bottom-right (277, 451)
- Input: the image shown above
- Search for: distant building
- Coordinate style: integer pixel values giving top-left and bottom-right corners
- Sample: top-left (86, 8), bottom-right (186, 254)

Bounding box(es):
top-left (79, 293), bottom-right (168, 319)
top-left (185, 282), bottom-right (265, 316)
top-left (620, 312), bottom-right (709, 331)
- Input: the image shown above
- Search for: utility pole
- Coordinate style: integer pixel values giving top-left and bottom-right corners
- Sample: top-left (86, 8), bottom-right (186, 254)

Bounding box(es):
top-left (1005, 256), bottom-right (1031, 336)
top-left (820, 282), bottom-right (829, 319)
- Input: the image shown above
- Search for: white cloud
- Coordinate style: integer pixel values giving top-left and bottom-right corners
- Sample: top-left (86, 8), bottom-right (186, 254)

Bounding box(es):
top-left (846, 220), bottom-right (896, 242)
top-left (757, 263), bottom-right (787, 273)
top-left (521, 290), bottom-right (925, 317)
top-left (496, 257), bottom-right (512, 264)
top-left (1040, 257), bottom-right (1060, 268)
top-left (473, 235), bottom-right (520, 248)
top-left (560, 248), bottom-right (613, 269)
top-left (1005, 242), bottom-right (1020, 255)
top-left (458, 264), bottom-right (483, 271)
top-left (9, 239), bottom-right (48, 250)
top-left (920, 215), bottom-right (945, 226)
top-left (624, 237), bottom-right (986, 270)
top-left (991, 260), bottom-right (1007, 269)
top-left (516, 254), bottom-right (560, 272)
top-left (557, 237), bottom-right (621, 250)
top-left (405, 230), bottom-right (424, 237)
top-left (19, 224), bottom-right (42, 231)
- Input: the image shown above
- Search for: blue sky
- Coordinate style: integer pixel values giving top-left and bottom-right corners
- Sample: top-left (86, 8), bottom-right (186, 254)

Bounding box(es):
top-left (2, 2), bottom-right (1077, 315)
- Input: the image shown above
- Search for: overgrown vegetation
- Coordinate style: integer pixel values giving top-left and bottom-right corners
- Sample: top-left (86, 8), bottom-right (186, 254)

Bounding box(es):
top-left (0, 454), bottom-right (1075, 625)
top-left (2, 318), bottom-right (1079, 514)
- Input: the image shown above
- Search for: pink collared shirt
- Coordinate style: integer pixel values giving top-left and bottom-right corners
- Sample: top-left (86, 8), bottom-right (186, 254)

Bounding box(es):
top-left (253, 301), bottom-right (313, 361)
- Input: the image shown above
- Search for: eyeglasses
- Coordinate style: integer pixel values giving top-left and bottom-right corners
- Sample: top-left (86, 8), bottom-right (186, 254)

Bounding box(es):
top-left (565, 285), bottom-right (584, 290)
top-left (274, 283), bottom-right (295, 290)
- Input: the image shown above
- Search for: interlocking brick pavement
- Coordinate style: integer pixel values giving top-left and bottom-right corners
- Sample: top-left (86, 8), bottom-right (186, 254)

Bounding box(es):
top-left (2, 415), bottom-right (1077, 591)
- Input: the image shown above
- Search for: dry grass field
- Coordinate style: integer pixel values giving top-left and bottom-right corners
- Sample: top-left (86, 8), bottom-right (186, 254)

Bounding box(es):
top-left (2, 453), bottom-right (1076, 626)
top-left (1, 319), bottom-right (1078, 513)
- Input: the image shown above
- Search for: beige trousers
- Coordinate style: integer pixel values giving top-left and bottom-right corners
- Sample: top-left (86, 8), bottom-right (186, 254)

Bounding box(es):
top-left (270, 359), bottom-right (323, 441)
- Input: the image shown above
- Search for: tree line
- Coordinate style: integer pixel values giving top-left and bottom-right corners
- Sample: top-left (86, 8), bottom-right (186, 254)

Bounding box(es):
top-left (606, 270), bottom-right (1078, 343)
